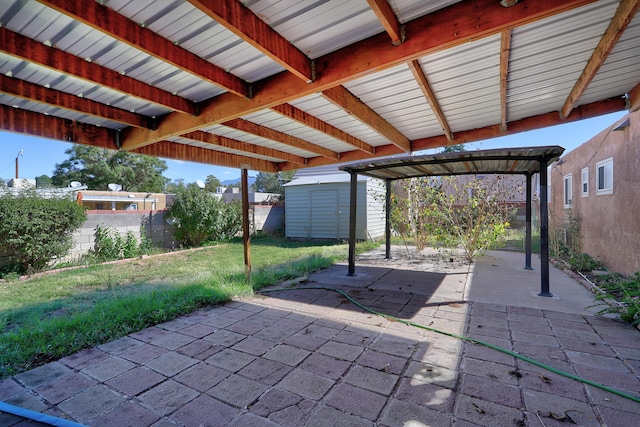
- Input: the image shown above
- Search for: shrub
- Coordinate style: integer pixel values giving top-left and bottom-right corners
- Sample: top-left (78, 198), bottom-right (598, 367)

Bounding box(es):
top-left (89, 225), bottom-right (153, 261)
top-left (166, 188), bottom-right (242, 247)
top-left (389, 176), bottom-right (514, 261)
top-left (0, 191), bottom-right (86, 274)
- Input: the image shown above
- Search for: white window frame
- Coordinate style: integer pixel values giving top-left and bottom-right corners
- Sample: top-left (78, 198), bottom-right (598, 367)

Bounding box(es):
top-left (596, 157), bottom-right (613, 195)
top-left (581, 167), bottom-right (589, 197)
top-left (563, 174), bottom-right (573, 209)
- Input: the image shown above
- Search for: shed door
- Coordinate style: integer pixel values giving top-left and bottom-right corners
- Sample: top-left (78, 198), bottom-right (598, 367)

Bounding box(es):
top-left (310, 189), bottom-right (338, 239)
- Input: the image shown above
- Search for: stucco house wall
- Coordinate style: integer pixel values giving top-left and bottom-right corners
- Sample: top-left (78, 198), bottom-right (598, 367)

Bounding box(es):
top-left (550, 111), bottom-right (640, 276)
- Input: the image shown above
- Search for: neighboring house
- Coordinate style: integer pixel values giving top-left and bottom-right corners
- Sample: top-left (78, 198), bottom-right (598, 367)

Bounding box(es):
top-left (550, 111), bottom-right (639, 276)
top-left (220, 187), bottom-right (281, 204)
top-left (77, 190), bottom-right (170, 211)
top-left (284, 165), bottom-right (385, 240)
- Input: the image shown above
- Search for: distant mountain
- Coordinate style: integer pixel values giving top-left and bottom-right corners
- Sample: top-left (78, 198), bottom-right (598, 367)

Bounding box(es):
top-left (221, 176), bottom-right (256, 186)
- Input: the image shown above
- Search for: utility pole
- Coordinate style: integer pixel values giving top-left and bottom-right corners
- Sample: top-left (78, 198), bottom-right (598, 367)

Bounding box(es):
top-left (15, 149), bottom-right (23, 179)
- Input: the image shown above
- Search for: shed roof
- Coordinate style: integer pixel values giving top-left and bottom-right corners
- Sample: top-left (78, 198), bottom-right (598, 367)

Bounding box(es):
top-left (1, 1), bottom-right (638, 172)
top-left (340, 146), bottom-right (565, 180)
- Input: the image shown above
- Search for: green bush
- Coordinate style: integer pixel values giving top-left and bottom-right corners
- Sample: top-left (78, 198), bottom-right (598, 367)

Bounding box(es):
top-left (0, 191), bottom-right (86, 274)
top-left (166, 188), bottom-right (242, 247)
top-left (89, 225), bottom-right (153, 261)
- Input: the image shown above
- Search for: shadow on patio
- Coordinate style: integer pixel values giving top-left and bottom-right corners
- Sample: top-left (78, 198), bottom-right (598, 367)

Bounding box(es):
top-left (1, 247), bottom-right (639, 426)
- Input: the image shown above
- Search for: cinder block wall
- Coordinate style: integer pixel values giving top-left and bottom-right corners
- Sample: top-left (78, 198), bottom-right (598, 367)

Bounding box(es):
top-left (253, 205), bottom-right (284, 234)
top-left (66, 210), bottom-right (177, 262)
top-left (1, 206), bottom-right (285, 268)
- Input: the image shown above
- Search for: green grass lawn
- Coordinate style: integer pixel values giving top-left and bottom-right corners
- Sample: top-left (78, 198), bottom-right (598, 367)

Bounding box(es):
top-left (0, 237), bottom-right (378, 379)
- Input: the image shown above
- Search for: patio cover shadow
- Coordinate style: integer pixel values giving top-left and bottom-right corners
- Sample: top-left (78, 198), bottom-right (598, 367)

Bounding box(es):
top-left (263, 262), bottom-right (466, 320)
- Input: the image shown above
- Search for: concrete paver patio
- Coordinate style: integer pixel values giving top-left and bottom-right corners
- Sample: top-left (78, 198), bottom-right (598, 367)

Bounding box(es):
top-left (1, 247), bottom-right (639, 426)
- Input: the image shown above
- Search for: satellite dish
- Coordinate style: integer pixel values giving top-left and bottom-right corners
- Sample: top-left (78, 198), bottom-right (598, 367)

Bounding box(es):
top-left (69, 181), bottom-right (82, 188)
top-left (108, 183), bottom-right (122, 192)
top-left (196, 180), bottom-right (205, 189)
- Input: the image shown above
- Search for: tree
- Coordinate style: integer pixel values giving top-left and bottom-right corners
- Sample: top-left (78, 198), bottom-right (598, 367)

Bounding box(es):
top-left (441, 144), bottom-right (466, 153)
top-left (51, 145), bottom-right (168, 192)
top-left (204, 175), bottom-right (220, 192)
top-left (252, 170), bottom-right (295, 195)
top-left (35, 175), bottom-right (53, 188)
top-left (166, 187), bottom-right (242, 247)
top-left (165, 179), bottom-right (186, 193)
top-left (0, 191), bottom-right (86, 274)
top-left (390, 175), bottom-right (514, 262)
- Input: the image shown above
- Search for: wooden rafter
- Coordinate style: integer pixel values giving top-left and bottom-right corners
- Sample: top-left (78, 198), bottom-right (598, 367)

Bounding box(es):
top-left (0, 27), bottom-right (196, 116)
top-left (187, 0), bottom-right (313, 82)
top-left (322, 86), bottom-right (411, 152)
top-left (0, 74), bottom-right (149, 129)
top-left (412, 96), bottom-right (626, 151)
top-left (223, 119), bottom-right (339, 160)
top-left (271, 104), bottom-right (375, 155)
top-left (407, 60), bottom-right (452, 141)
top-left (132, 141), bottom-right (278, 173)
top-left (0, 104), bottom-right (115, 149)
top-left (560, 0), bottom-right (640, 119)
top-left (181, 130), bottom-right (307, 165)
top-left (280, 96), bottom-right (626, 171)
top-left (500, 30), bottom-right (512, 131)
top-left (37, 0), bottom-right (250, 98)
top-left (120, 0), bottom-right (597, 150)
top-left (367, 0), bottom-right (403, 45)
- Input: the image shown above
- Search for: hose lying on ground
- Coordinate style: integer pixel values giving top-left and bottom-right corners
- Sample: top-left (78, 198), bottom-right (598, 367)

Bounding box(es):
top-left (259, 285), bottom-right (640, 405)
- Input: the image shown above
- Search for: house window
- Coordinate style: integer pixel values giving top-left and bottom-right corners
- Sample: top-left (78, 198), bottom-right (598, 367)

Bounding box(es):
top-left (95, 203), bottom-right (105, 210)
top-left (581, 167), bottom-right (588, 197)
top-left (596, 157), bottom-right (613, 195)
top-left (563, 174), bottom-right (572, 209)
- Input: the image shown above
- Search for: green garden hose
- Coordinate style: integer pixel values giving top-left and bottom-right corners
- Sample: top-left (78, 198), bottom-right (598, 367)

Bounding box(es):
top-left (259, 285), bottom-right (640, 405)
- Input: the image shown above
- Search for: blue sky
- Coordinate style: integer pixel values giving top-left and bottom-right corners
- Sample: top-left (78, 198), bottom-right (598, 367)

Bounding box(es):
top-left (0, 111), bottom-right (627, 185)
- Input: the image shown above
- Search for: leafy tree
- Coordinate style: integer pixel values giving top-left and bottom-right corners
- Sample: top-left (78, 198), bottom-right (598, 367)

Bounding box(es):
top-left (204, 175), bottom-right (221, 192)
top-left (0, 191), bottom-right (86, 274)
top-left (441, 144), bottom-right (466, 153)
top-left (390, 175), bottom-right (514, 262)
top-left (165, 179), bottom-right (186, 193)
top-left (252, 170), bottom-right (295, 195)
top-left (166, 187), bottom-right (242, 247)
top-left (35, 175), bottom-right (53, 188)
top-left (51, 145), bottom-right (168, 192)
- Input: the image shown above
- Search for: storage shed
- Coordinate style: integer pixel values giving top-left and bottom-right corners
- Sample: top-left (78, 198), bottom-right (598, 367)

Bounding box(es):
top-left (284, 165), bottom-right (385, 240)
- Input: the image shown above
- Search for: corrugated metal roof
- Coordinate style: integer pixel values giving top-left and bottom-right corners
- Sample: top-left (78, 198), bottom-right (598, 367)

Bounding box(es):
top-left (0, 0), bottom-right (637, 172)
top-left (340, 146), bottom-right (565, 180)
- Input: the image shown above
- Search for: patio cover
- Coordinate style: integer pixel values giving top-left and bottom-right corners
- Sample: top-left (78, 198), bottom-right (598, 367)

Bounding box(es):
top-left (340, 146), bottom-right (565, 297)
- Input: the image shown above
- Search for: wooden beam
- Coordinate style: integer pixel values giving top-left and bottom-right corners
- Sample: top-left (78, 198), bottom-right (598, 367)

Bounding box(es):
top-left (0, 104), bottom-right (116, 148)
top-left (407, 60), bottom-right (453, 141)
top-left (629, 81), bottom-right (640, 112)
top-left (181, 130), bottom-right (307, 165)
top-left (367, 0), bottom-right (403, 45)
top-left (0, 27), bottom-right (196, 116)
top-left (120, 0), bottom-right (598, 149)
top-left (36, 0), bottom-right (249, 98)
top-left (500, 30), bottom-right (512, 131)
top-left (223, 118), bottom-right (339, 160)
top-left (271, 103), bottom-right (375, 154)
top-left (132, 140), bottom-right (279, 172)
top-left (560, 0), bottom-right (640, 119)
top-left (187, 0), bottom-right (312, 82)
top-left (0, 74), bottom-right (149, 129)
top-left (322, 86), bottom-right (411, 152)
top-left (412, 96), bottom-right (626, 151)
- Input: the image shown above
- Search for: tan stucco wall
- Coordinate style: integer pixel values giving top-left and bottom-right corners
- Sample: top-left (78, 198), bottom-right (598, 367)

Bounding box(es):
top-left (550, 111), bottom-right (640, 276)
